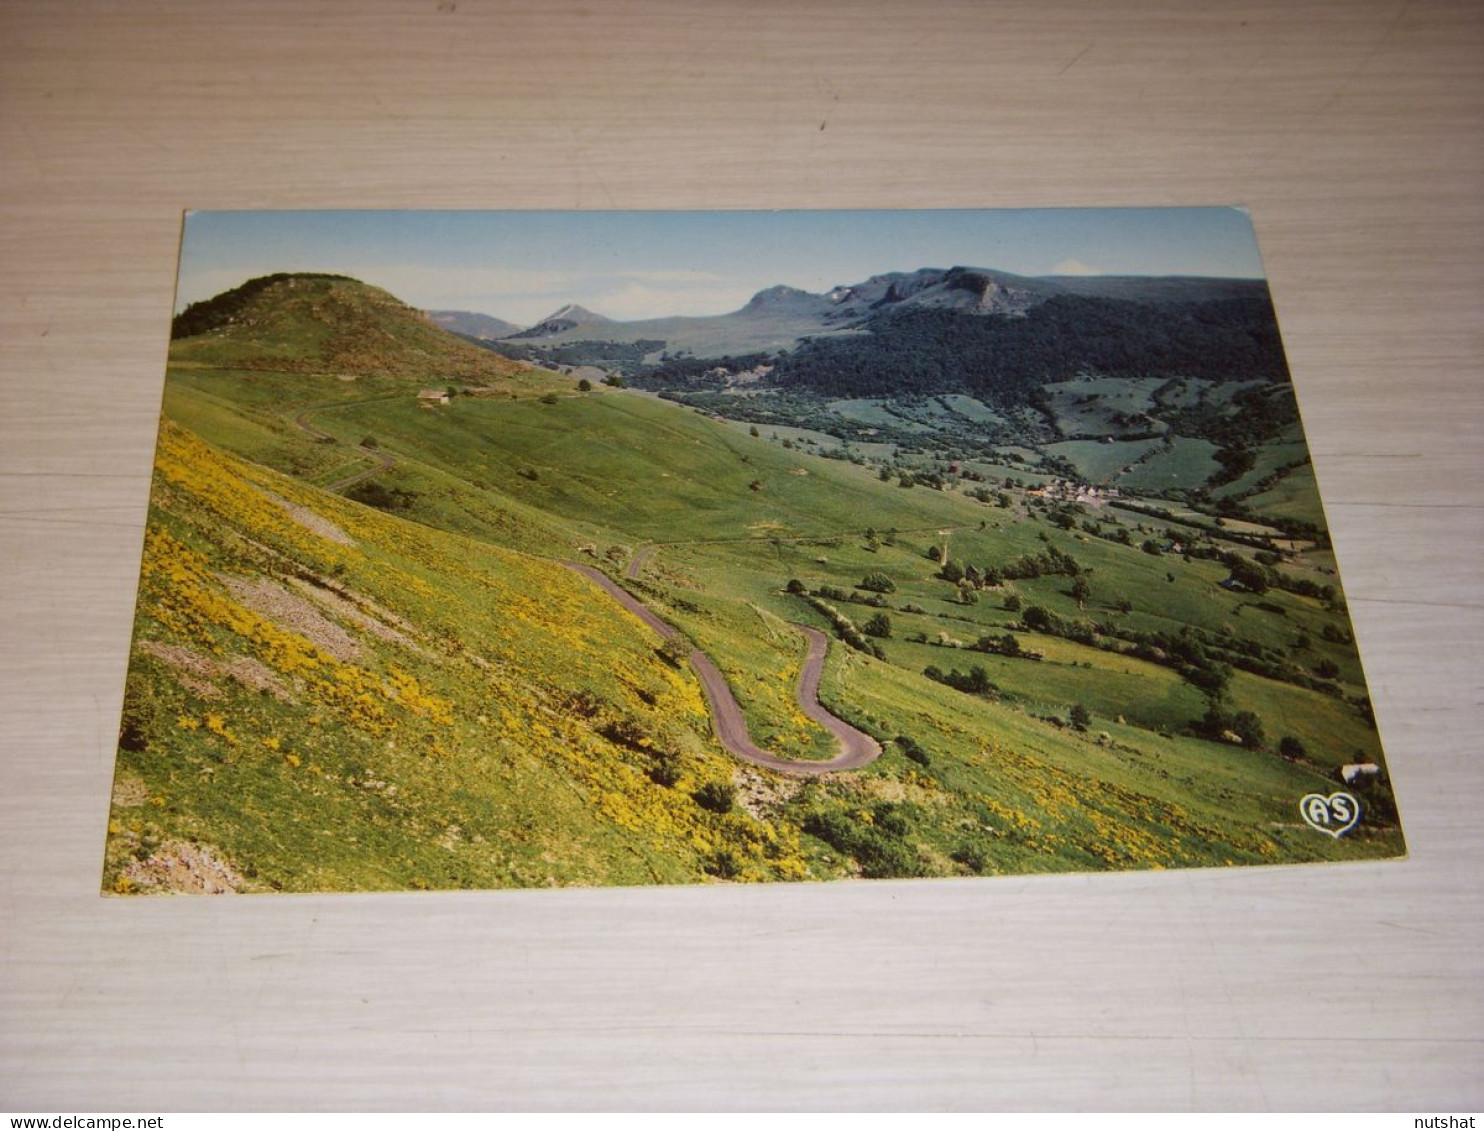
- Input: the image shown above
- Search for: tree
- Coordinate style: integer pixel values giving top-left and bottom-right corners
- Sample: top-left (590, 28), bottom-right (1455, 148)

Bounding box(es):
top-left (1199, 700), bottom-right (1265, 748)
top-left (1231, 710), bottom-right (1265, 748)
top-left (749, 425), bottom-right (760, 437)
top-left (939, 560), bottom-right (964, 584)
top-left (578, 377), bottom-right (593, 392)
top-left (1069, 703), bottom-right (1091, 731)
top-left (859, 571), bottom-right (896, 594)
top-left (1003, 592), bottom-right (1022, 612)
top-left (1227, 556), bottom-right (1271, 594)
top-left (864, 613), bottom-right (892, 639)
top-left (602, 374), bottom-right (624, 388)
top-left (785, 578), bottom-right (807, 595)
top-left (1279, 735), bottom-right (1307, 760)
top-left (1070, 576), bottom-right (1091, 609)
top-left (1022, 605), bottom-right (1054, 631)
top-left (1184, 661), bottom-right (1232, 698)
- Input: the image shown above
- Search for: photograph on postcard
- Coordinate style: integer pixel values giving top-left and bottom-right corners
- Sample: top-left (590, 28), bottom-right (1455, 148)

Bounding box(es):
top-left (103, 208), bottom-right (1403, 893)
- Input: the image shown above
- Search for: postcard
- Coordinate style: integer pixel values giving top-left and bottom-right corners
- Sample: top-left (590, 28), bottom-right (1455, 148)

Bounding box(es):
top-left (103, 208), bottom-right (1403, 893)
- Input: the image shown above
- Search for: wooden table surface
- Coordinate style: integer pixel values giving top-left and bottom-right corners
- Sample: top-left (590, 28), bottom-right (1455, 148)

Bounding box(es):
top-left (2, 0), bottom-right (1480, 1112)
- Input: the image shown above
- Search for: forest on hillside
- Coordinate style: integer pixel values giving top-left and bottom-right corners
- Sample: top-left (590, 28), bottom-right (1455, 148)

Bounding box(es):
top-left (770, 294), bottom-right (1292, 400)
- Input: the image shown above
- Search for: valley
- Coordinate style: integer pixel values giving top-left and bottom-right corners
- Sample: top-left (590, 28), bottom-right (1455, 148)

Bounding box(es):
top-left (104, 268), bottom-right (1402, 894)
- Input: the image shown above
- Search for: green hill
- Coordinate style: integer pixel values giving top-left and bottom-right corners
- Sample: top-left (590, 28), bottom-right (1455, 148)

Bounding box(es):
top-left (171, 273), bottom-right (532, 384)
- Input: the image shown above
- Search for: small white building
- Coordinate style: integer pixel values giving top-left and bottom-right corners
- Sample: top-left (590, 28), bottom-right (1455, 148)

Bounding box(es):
top-left (418, 389), bottom-right (450, 405)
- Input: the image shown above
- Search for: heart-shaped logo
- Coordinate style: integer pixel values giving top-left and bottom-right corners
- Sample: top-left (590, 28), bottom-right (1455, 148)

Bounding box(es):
top-left (1300, 792), bottom-right (1361, 838)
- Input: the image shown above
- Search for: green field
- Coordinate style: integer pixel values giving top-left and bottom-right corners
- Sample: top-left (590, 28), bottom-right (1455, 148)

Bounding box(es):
top-left (1041, 377), bottom-right (1170, 436)
top-left (1244, 463), bottom-right (1329, 527)
top-left (1115, 437), bottom-right (1221, 492)
top-left (1047, 439), bottom-right (1161, 483)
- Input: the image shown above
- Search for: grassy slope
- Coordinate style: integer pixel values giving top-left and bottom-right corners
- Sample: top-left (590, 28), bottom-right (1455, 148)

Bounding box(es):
top-left (106, 423), bottom-right (818, 892)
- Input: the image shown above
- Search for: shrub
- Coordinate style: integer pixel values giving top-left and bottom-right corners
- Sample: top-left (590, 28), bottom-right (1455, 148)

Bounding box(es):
top-left (859, 571), bottom-right (896, 594)
top-left (577, 378), bottom-right (593, 392)
top-left (705, 848), bottom-right (742, 879)
top-left (346, 481), bottom-right (418, 511)
top-left (872, 802), bottom-right (910, 837)
top-left (1069, 703), bottom-right (1091, 731)
top-left (801, 810), bottom-right (922, 879)
top-left (693, 781), bottom-right (736, 813)
top-left (786, 578), bottom-right (808, 595)
top-left (658, 636), bottom-right (691, 667)
top-left (599, 716), bottom-right (651, 750)
top-left (648, 749), bottom-right (683, 787)
top-left (864, 613), bottom-right (892, 639)
top-left (951, 843), bottom-right (989, 874)
top-left (895, 735), bottom-right (931, 767)
top-left (117, 672), bottom-right (161, 753)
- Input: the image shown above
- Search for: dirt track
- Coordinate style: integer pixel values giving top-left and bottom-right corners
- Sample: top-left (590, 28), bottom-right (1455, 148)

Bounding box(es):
top-left (625, 544), bottom-right (657, 579)
top-left (566, 563), bottom-right (881, 777)
top-left (294, 407), bottom-right (396, 492)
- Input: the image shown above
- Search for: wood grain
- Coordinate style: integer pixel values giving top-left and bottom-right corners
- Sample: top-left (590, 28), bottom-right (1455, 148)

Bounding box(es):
top-left (1, 0), bottom-right (1480, 1111)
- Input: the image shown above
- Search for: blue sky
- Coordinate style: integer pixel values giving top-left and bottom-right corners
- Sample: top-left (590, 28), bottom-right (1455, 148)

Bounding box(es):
top-left (176, 208), bottom-right (1267, 325)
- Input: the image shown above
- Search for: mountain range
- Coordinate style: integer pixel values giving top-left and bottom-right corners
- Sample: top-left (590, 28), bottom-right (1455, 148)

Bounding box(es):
top-left (433, 266), bottom-right (1273, 360)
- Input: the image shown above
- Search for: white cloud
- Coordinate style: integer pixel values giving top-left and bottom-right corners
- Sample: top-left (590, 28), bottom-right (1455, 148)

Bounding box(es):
top-left (1051, 258), bottom-right (1103, 276)
top-left (590, 280), bottom-right (759, 321)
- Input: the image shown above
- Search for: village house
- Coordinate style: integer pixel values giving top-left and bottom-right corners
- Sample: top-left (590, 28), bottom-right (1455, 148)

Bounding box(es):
top-left (417, 388), bottom-right (450, 405)
top-left (1339, 762), bottom-right (1382, 786)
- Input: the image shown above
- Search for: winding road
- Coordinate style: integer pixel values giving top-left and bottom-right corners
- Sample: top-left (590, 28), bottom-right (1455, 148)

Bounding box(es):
top-left (292, 403), bottom-right (879, 775)
top-left (567, 563), bottom-right (881, 777)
